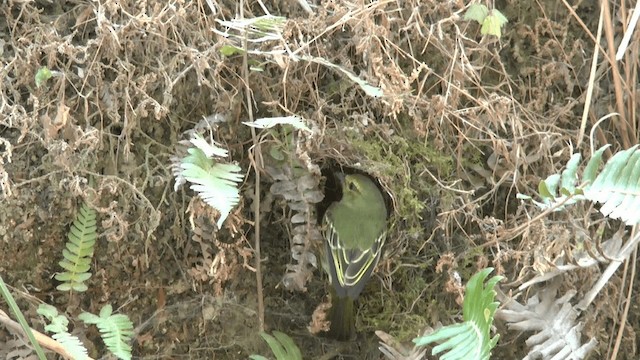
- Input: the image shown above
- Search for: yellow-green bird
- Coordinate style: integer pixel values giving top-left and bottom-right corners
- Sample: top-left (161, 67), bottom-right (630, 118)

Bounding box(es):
top-left (323, 173), bottom-right (388, 340)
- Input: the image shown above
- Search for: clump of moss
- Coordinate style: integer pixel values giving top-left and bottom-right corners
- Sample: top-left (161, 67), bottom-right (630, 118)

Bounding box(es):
top-left (358, 264), bottom-right (458, 340)
top-left (344, 125), bottom-right (453, 236)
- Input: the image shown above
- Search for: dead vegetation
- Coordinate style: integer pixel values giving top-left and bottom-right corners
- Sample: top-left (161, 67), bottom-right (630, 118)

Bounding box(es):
top-left (1, 0), bottom-right (639, 359)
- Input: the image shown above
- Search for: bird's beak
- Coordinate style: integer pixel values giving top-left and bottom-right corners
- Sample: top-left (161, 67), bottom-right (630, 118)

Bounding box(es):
top-left (335, 172), bottom-right (345, 185)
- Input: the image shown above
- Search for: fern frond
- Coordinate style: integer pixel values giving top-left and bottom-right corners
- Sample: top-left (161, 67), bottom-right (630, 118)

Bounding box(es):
top-left (462, 268), bottom-right (502, 357)
top-left (173, 134), bottom-right (243, 228)
top-left (79, 304), bottom-right (133, 360)
top-left (497, 284), bottom-right (597, 359)
top-left (413, 268), bottom-right (502, 360)
top-left (37, 304), bottom-right (88, 360)
top-left (263, 134), bottom-right (323, 292)
top-left (37, 303), bottom-right (69, 333)
top-left (251, 331), bottom-right (303, 360)
top-left (520, 145), bottom-right (640, 226)
top-left (52, 332), bottom-right (88, 360)
top-left (583, 145), bottom-right (640, 224)
top-left (55, 203), bottom-right (97, 292)
top-left (378, 329), bottom-right (427, 360)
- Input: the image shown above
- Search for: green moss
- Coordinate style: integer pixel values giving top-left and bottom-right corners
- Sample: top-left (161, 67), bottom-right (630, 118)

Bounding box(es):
top-left (359, 265), bottom-right (458, 341)
top-left (359, 274), bottom-right (428, 339)
top-left (345, 125), bottom-right (453, 234)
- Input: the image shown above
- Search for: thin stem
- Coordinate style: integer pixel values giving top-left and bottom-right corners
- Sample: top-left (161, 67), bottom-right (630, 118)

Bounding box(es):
top-left (601, 0), bottom-right (632, 149)
top-left (239, 0), bottom-right (265, 332)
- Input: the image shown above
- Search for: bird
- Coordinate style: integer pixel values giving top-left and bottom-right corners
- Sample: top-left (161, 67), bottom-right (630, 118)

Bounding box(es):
top-left (322, 173), bottom-right (388, 340)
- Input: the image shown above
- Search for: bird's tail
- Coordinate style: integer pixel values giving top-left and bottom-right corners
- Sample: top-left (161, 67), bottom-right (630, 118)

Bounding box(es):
top-left (328, 296), bottom-right (355, 341)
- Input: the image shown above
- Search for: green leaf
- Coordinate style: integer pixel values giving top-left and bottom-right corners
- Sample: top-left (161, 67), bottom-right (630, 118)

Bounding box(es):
top-left (600, 151), bottom-right (640, 214)
top-left (582, 145), bottom-right (610, 186)
top-left (188, 134), bottom-right (229, 158)
top-left (261, 332), bottom-right (286, 359)
top-left (523, 143), bottom-right (640, 223)
top-left (35, 66), bottom-right (53, 88)
top-left (220, 45), bottom-right (244, 56)
top-left (273, 331), bottom-right (302, 360)
top-left (582, 145), bottom-right (640, 224)
top-left (38, 304), bottom-right (69, 334)
top-left (560, 153), bottom-right (581, 194)
top-left (538, 174), bottom-right (560, 201)
top-left (588, 145), bottom-right (637, 200)
top-left (257, 331), bottom-right (303, 360)
top-left (175, 136), bottom-right (244, 228)
top-left (55, 203), bottom-right (97, 292)
top-left (37, 304), bottom-right (88, 360)
top-left (51, 332), bottom-right (88, 360)
top-left (414, 268), bottom-right (502, 360)
top-left (252, 16), bottom-right (287, 32)
top-left (415, 322), bottom-right (468, 345)
top-left (37, 303), bottom-right (61, 319)
top-left (79, 305), bottom-right (133, 360)
top-left (481, 10), bottom-right (508, 38)
top-left (268, 144), bottom-right (286, 161)
top-left (464, 4), bottom-right (489, 23)
top-left (0, 277), bottom-right (48, 359)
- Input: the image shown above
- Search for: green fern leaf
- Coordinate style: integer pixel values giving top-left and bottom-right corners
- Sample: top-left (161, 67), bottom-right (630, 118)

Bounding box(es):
top-left (52, 332), bottom-right (89, 360)
top-left (582, 145), bottom-right (610, 184)
top-left (415, 323), bottom-right (479, 358)
top-left (174, 134), bottom-right (243, 228)
top-left (79, 304), bottom-right (134, 360)
top-left (524, 144), bottom-right (640, 224)
top-left (255, 331), bottom-right (303, 360)
top-left (37, 304), bottom-right (69, 333)
top-left (55, 203), bottom-right (97, 292)
top-left (414, 268), bottom-right (502, 360)
top-left (462, 268), bottom-right (502, 358)
top-left (560, 153), bottom-right (582, 194)
top-left (584, 145), bottom-right (640, 224)
top-left (37, 304), bottom-right (89, 360)
top-left (586, 145), bottom-right (637, 201)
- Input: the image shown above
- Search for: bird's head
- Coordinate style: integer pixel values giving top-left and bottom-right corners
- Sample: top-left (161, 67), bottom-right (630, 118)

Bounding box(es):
top-left (337, 173), bottom-right (381, 206)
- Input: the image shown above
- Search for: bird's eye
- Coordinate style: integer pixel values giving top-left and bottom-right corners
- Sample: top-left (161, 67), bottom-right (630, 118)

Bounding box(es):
top-left (347, 181), bottom-right (358, 192)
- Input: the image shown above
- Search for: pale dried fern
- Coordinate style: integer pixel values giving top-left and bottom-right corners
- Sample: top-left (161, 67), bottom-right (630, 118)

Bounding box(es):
top-left (377, 330), bottom-right (426, 360)
top-left (497, 283), bottom-right (597, 360)
top-left (262, 123), bottom-right (323, 292)
top-left (265, 161), bottom-right (323, 292)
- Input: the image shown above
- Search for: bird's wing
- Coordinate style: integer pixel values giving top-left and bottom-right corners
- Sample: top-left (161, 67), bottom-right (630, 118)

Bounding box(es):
top-left (325, 219), bottom-right (386, 299)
